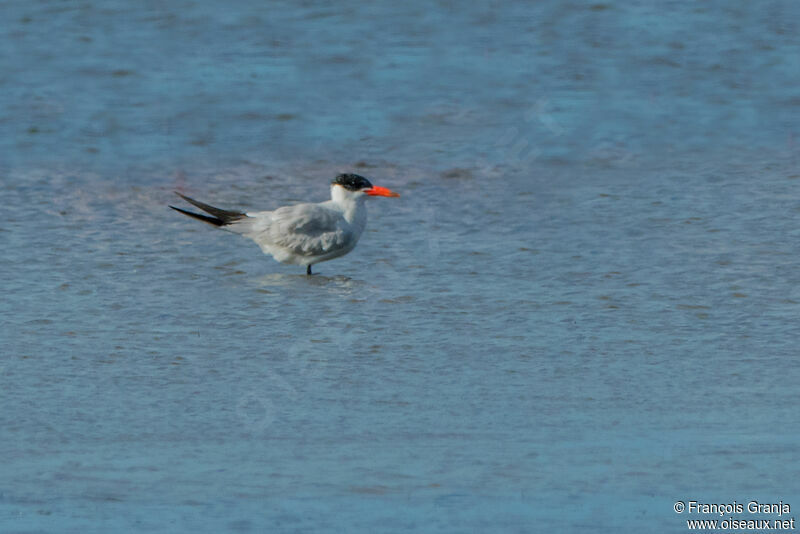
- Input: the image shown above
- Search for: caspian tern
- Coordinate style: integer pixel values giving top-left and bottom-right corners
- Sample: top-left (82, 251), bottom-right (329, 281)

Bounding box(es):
top-left (170, 173), bottom-right (400, 275)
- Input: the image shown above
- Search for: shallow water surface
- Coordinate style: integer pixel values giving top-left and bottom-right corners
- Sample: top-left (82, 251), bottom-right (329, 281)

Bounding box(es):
top-left (2, 1), bottom-right (800, 532)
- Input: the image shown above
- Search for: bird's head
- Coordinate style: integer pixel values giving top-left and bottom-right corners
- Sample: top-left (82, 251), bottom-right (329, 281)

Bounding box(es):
top-left (331, 173), bottom-right (400, 201)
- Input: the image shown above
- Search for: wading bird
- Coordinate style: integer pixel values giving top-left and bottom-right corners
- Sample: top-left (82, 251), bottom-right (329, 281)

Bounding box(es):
top-left (170, 173), bottom-right (400, 275)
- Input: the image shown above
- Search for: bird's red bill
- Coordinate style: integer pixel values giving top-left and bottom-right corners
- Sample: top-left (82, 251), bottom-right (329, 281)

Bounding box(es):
top-left (365, 186), bottom-right (400, 197)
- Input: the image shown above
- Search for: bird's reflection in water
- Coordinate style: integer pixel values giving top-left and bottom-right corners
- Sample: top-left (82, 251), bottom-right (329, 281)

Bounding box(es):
top-left (252, 272), bottom-right (360, 290)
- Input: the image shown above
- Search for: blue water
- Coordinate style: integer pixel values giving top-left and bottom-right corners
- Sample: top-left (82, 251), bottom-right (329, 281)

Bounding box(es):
top-left (2, 1), bottom-right (800, 532)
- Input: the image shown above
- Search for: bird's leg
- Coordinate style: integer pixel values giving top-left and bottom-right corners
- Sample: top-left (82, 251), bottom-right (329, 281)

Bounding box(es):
top-left (307, 265), bottom-right (312, 275)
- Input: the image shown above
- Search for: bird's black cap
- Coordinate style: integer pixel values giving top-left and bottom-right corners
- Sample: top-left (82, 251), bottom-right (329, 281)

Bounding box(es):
top-left (332, 173), bottom-right (373, 191)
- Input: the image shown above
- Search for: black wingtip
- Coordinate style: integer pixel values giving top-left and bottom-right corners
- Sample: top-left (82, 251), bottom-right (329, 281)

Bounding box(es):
top-left (171, 192), bottom-right (246, 224)
top-left (170, 205), bottom-right (225, 226)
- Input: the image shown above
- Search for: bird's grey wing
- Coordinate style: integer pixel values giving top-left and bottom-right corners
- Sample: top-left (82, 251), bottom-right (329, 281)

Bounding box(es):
top-left (246, 204), bottom-right (350, 257)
